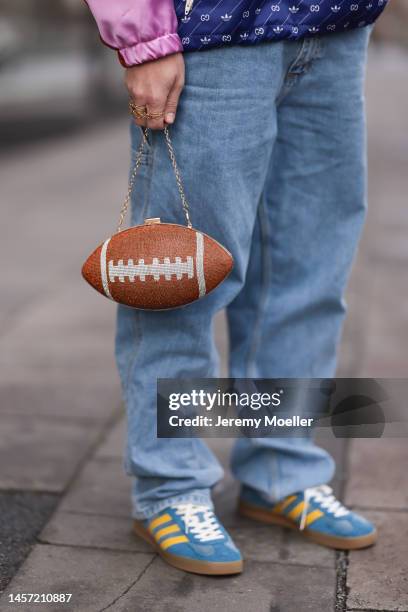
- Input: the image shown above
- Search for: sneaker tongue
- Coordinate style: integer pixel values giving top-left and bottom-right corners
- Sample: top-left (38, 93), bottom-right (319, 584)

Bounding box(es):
top-left (175, 505), bottom-right (224, 542)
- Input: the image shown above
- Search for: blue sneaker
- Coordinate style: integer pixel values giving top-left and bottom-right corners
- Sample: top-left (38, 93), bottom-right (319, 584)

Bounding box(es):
top-left (133, 503), bottom-right (243, 575)
top-left (238, 485), bottom-right (377, 550)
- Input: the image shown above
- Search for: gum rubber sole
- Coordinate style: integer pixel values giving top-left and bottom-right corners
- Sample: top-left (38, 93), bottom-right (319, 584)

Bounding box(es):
top-left (238, 500), bottom-right (377, 550)
top-left (133, 520), bottom-right (243, 576)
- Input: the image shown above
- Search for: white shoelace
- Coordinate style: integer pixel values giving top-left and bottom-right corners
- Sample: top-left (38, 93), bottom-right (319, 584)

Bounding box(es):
top-left (299, 485), bottom-right (349, 531)
top-left (172, 504), bottom-right (225, 542)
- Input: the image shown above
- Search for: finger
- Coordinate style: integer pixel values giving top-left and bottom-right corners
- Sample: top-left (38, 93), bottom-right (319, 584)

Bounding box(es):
top-left (146, 108), bottom-right (165, 130)
top-left (130, 96), bottom-right (147, 128)
top-left (164, 79), bottom-right (184, 125)
top-left (133, 114), bottom-right (147, 128)
top-left (135, 116), bottom-right (148, 128)
top-left (145, 93), bottom-right (167, 130)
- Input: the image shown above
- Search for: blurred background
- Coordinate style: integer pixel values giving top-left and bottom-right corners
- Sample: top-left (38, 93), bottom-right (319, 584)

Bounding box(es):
top-left (0, 0), bottom-right (124, 147)
top-left (0, 2), bottom-right (407, 611)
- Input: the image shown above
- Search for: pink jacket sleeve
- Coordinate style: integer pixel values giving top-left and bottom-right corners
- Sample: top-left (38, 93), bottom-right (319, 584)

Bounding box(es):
top-left (85, 0), bottom-right (183, 66)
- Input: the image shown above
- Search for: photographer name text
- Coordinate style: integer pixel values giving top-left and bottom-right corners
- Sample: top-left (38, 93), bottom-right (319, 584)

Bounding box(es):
top-left (168, 415), bottom-right (314, 429)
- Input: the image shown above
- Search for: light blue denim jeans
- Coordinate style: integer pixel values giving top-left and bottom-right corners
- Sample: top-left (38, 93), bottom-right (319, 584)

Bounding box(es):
top-left (116, 27), bottom-right (371, 519)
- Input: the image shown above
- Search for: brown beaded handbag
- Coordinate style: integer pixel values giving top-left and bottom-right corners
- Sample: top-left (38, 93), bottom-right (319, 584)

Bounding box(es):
top-left (82, 127), bottom-right (233, 310)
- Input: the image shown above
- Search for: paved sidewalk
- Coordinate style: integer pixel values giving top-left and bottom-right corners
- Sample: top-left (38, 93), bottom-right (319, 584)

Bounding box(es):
top-left (0, 48), bottom-right (407, 611)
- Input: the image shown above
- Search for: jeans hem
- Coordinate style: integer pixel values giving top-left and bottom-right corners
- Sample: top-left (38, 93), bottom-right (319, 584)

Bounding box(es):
top-left (132, 489), bottom-right (214, 520)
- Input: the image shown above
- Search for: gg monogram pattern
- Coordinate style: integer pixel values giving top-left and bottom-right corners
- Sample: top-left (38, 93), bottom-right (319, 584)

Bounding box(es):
top-left (175, 0), bottom-right (388, 50)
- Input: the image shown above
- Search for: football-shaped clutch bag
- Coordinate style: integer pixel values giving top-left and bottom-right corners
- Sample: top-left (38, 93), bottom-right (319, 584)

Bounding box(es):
top-left (82, 127), bottom-right (233, 310)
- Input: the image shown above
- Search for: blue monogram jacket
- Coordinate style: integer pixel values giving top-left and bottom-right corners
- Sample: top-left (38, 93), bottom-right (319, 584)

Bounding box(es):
top-left (87, 0), bottom-right (388, 66)
top-left (177, 0), bottom-right (388, 52)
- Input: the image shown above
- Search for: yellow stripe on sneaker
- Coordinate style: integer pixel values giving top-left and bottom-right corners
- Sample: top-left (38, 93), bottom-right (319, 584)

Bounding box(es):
top-left (154, 524), bottom-right (180, 540)
top-left (303, 509), bottom-right (324, 527)
top-left (160, 535), bottom-right (189, 550)
top-left (287, 501), bottom-right (306, 520)
top-left (273, 495), bottom-right (297, 514)
top-left (148, 513), bottom-right (172, 532)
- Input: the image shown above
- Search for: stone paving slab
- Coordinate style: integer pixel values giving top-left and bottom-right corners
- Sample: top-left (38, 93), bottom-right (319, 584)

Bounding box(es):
top-left (0, 413), bottom-right (98, 492)
top-left (0, 122), bottom-right (128, 336)
top-left (110, 557), bottom-right (336, 612)
top-left (346, 510), bottom-right (408, 611)
top-left (0, 492), bottom-right (58, 592)
top-left (0, 545), bottom-right (154, 612)
top-left (95, 418), bottom-right (127, 459)
top-left (0, 287), bottom-right (118, 388)
top-left (40, 512), bottom-right (150, 554)
top-left (228, 522), bottom-right (334, 569)
top-left (345, 438), bottom-right (408, 510)
top-left (0, 381), bottom-right (120, 423)
top-left (360, 260), bottom-right (408, 377)
top-left (58, 457), bottom-right (131, 518)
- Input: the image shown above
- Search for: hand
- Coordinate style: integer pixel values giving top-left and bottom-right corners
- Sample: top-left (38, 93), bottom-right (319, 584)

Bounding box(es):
top-left (125, 53), bottom-right (185, 130)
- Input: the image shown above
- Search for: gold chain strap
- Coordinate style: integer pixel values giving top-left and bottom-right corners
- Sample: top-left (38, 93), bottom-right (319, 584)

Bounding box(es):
top-left (116, 126), bottom-right (192, 233)
top-left (163, 126), bottom-right (192, 229)
top-left (116, 127), bottom-right (148, 233)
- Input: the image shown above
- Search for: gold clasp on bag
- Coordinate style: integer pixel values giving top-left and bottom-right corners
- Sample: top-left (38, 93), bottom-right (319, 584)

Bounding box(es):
top-left (144, 218), bottom-right (161, 225)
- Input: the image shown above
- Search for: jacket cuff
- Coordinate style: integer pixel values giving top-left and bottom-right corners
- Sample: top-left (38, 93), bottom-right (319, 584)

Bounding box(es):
top-left (118, 33), bottom-right (183, 67)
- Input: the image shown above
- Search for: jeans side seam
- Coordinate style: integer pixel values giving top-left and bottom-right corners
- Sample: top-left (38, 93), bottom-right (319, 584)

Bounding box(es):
top-left (245, 195), bottom-right (273, 377)
top-left (243, 195), bottom-right (281, 499)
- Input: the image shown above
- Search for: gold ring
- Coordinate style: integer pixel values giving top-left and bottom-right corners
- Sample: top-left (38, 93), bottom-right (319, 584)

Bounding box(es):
top-left (145, 111), bottom-right (165, 119)
top-left (129, 101), bottom-right (164, 120)
top-left (129, 101), bottom-right (146, 119)
top-left (129, 101), bottom-right (146, 111)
